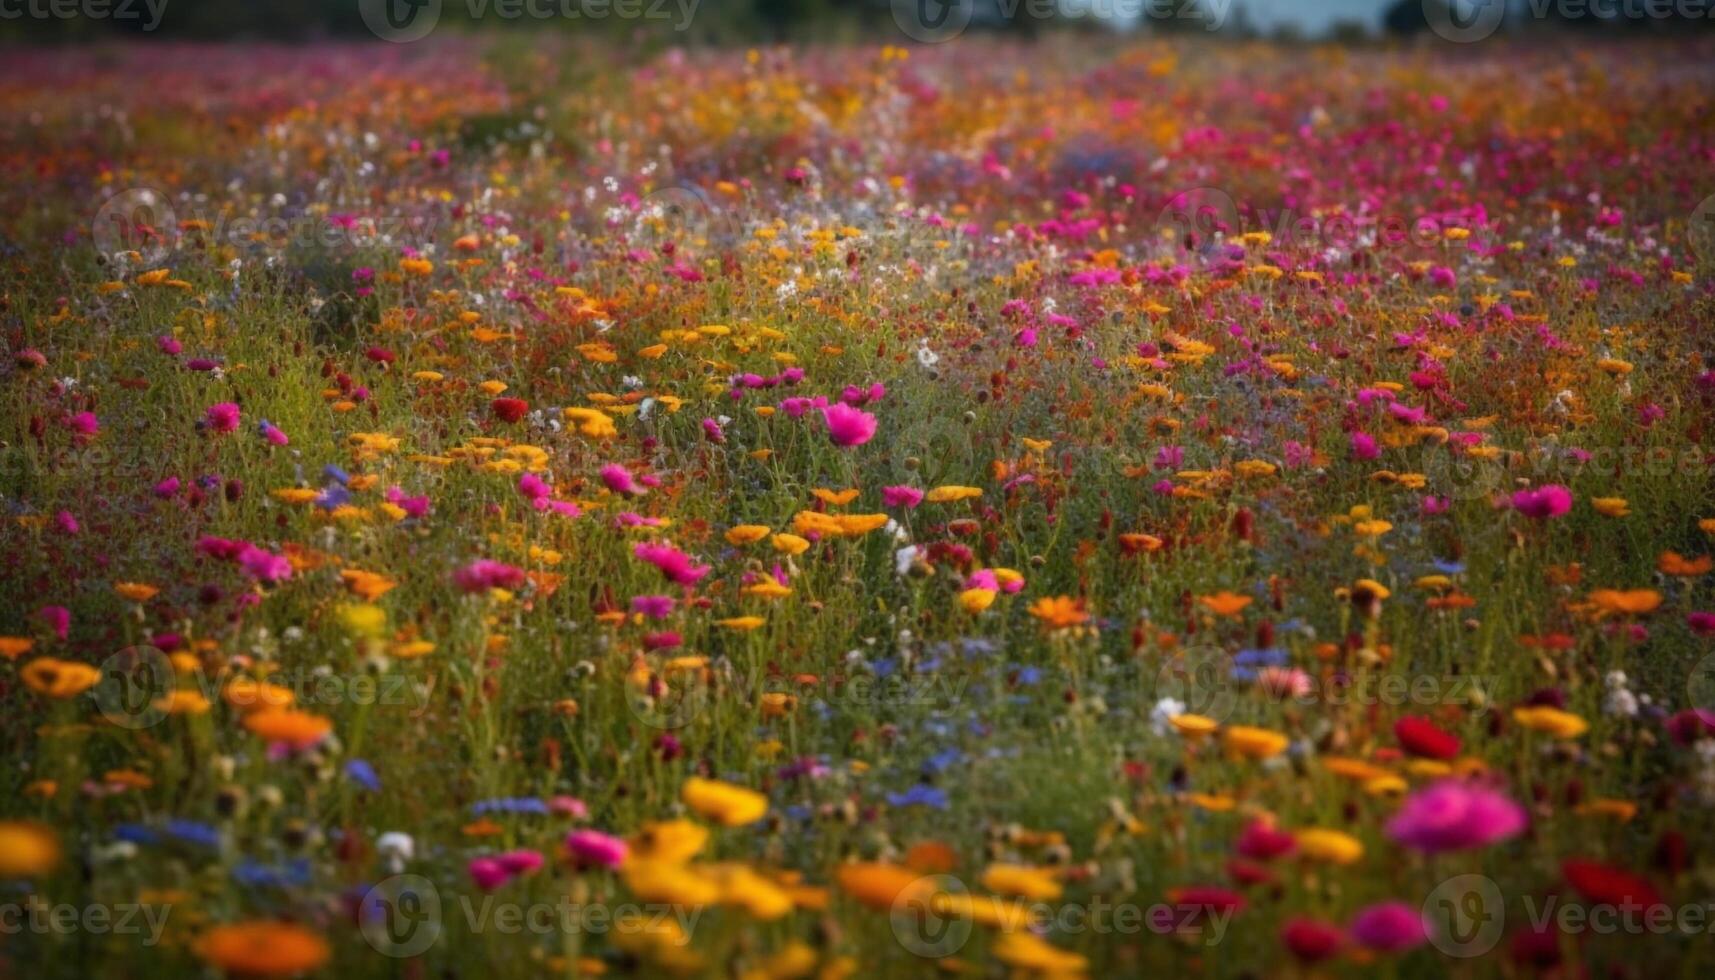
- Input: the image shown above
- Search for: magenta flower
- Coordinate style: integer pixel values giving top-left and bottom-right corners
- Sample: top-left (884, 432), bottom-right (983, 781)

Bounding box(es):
top-left (600, 463), bottom-right (646, 496)
top-left (65, 412), bottom-right (100, 438)
top-left (565, 830), bottom-right (628, 869)
top-left (237, 545), bottom-right (292, 583)
top-left (631, 595), bottom-right (675, 619)
top-left (204, 402), bottom-right (241, 434)
top-left (468, 858), bottom-right (509, 892)
top-left (453, 559), bottom-right (527, 593)
top-left (633, 542), bottom-right (710, 586)
top-left (1386, 779), bottom-right (1527, 853)
top-left (701, 418), bottom-right (725, 443)
top-left (882, 485), bottom-right (925, 509)
top-left (821, 403), bottom-right (877, 447)
top-left (258, 420), bottom-right (289, 446)
top-left (1349, 430), bottom-right (1379, 461)
top-left (1348, 901), bottom-right (1427, 952)
top-left (1511, 484), bottom-right (1572, 519)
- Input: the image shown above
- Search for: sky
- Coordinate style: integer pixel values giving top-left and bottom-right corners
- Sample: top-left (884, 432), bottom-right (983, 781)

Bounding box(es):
top-left (1238, 0), bottom-right (1393, 34)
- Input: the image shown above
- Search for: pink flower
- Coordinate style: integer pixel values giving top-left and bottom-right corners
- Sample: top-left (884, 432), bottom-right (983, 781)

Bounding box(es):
top-left (258, 420), bottom-right (289, 446)
top-left (38, 605), bottom-right (70, 641)
top-left (453, 559), bottom-right (527, 593)
top-left (495, 850), bottom-right (544, 876)
top-left (1349, 430), bottom-right (1379, 461)
top-left (633, 542), bottom-right (710, 586)
top-left (548, 795), bottom-right (589, 818)
top-left (1349, 901), bottom-right (1428, 952)
top-left (204, 402), bottom-right (241, 434)
top-left (565, 830), bottom-right (628, 869)
top-left (1386, 779), bottom-right (1527, 853)
top-left (701, 418), bottom-right (725, 443)
top-left (65, 412), bottom-right (100, 438)
top-left (821, 403), bottom-right (877, 447)
top-left (1688, 611), bottom-right (1715, 637)
top-left (468, 858), bottom-right (509, 892)
top-left (1511, 484), bottom-right (1572, 519)
top-left (1280, 918), bottom-right (1345, 962)
top-left (882, 485), bottom-right (925, 509)
top-left (600, 463), bottom-right (646, 496)
top-left (54, 510), bottom-right (79, 535)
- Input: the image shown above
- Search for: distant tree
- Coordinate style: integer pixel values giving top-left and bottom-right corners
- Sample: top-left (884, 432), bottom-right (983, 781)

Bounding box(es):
top-left (1383, 0), bottom-right (1433, 36)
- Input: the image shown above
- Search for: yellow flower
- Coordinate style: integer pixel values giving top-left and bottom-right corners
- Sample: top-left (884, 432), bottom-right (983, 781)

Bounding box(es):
top-left (1591, 497), bottom-right (1630, 518)
top-left (992, 932), bottom-right (1088, 975)
top-left (155, 690), bottom-right (212, 715)
top-left (681, 777), bottom-right (768, 826)
top-left (20, 658), bottom-right (102, 699)
top-left (1168, 714), bottom-right (1219, 738)
top-left (715, 616), bottom-right (766, 631)
top-left (725, 525), bottom-right (772, 545)
top-left (958, 588), bottom-right (997, 613)
top-left (980, 864), bottom-right (1062, 901)
top-left (0, 821), bottom-right (60, 877)
top-left (709, 864), bottom-right (794, 919)
top-left (624, 860), bottom-right (723, 906)
top-left (1197, 591), bottom-right (1253, 617)
top-left (1295, 828), bottom-right (1365, 865)
top-left (742, 579), bottom-right (794, 600)
top-left (770, 533), bottom-right (810, 555)
top-left (629, 819), bottom-right (708, 864)
top-left (1223, 725), bottom-right (1289, 760)
top-left (337, 603), bottom-right (389, 637)
top-left (1512, 705), bottom-right (1589, 738)
top-left (925, 485), bottom-right (982, 503)
top-left (810, 488), bottom-right (860, 506)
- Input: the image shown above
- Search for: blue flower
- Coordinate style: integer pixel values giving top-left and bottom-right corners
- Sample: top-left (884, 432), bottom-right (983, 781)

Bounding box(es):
top-left (470, 797), bottom-right (548, 816)
top-left (886, 784), bottom-right (949, 809)
top-left (162, 819), bottom-right (221, 849)
top-left (345, 759), bottom-right (380, 793)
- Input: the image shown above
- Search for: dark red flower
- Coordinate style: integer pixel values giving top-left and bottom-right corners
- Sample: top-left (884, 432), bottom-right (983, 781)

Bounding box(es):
top-left (1395, 716), bottom-right (1462, 760)
top-left (1235, 819), bottom-right (1298, 861)
top-left (491, 398), bottom-right (529, 423)
top-left (1280, 917), bottom-right (1345, 961)
top-left (1562, 859), bottom-right (1664, 911)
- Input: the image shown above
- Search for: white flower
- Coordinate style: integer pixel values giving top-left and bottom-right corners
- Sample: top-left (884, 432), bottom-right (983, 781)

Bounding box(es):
top-left (1149, 697), bottom-right (1186, 736)
top-left (376, 831), bottom-right (415, 874)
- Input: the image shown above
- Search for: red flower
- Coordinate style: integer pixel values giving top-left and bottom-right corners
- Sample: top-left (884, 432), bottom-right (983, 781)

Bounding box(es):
top-left (1395, 715), bottom-right (1462, 760)
top-left (1561, 859), bottom-right (1664, 911)
top-left (1235, 819), bottom-right (1298, 861)
top-left (1165, 885), bottom-right (1247, 925)
top-left (1280, 917), bottom-right (1345, 961)
top-left (491, 398), bottom-right (529, 423)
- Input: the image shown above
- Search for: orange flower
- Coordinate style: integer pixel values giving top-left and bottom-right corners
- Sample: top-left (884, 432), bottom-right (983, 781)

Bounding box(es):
top-left (1658, 552), bottom-right (1712, 577)
top-left (835, 862), bottom-right (929, 911)
top-left (1586, 588), bottom-right (1662, 616)
top-left (1197, 591), bottom-right (1253, 618)
top-left (114, 581), bottom-right (159, 602)
top-left (194, 922), bottom-right (330, 976)
top-left (242, 709), bottom-right (333, 748)
top-left (0, 636), bottom-right (34, 661)
top-left (1028, 595), bottom-right (1089, 629)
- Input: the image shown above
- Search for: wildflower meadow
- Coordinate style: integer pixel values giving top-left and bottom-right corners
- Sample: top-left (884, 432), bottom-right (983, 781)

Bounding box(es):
top-left (3, 11), bottom-right (1715, 979)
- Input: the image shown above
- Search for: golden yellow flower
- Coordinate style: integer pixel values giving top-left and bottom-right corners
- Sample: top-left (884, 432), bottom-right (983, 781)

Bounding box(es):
top-left (1223, 725), bottom-right (1290, 760)
top-left (681, 777), bottom-right (768, 826)
top-left (1512, 705), bottom-right (1588, 738)
top-left (725, 524), bottom-right (772, 545)
top-left (20, 658), bottom-right (102, 699)
top-left (980, 864), bottom-right (1062, 901)
top-left (0, 821), bottom-right (60, 877)
top-left (1295, 828), bottom-right (1365, 865)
